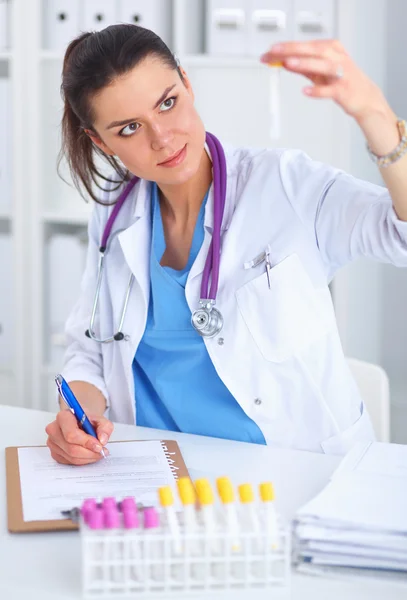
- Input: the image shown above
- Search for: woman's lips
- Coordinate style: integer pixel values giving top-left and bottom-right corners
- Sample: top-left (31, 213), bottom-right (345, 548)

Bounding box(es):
top-left (158, 144), bottom-right (187, 167)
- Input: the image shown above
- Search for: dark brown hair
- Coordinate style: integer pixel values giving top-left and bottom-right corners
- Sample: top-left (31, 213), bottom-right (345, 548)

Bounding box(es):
top-left (59, 24), bottom-right (183, 204)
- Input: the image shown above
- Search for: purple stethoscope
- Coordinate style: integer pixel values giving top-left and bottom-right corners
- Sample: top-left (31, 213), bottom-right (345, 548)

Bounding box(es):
top-left (85, 131), bottom-right (226, 343)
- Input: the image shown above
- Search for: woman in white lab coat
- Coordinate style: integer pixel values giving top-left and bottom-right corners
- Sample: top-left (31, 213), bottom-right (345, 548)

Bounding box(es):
top-left (46, 24), bottom-right (407, 464)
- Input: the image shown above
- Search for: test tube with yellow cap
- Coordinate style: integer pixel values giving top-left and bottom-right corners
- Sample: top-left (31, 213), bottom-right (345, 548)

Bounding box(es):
top-left (238, 483), bottom-right (260, 535)
top-left (176, 477), bottom-right (200, 555)
top-left (216, 476), bottom-right (240, 552)
top-left (195, 479), bottom-right (216, 534)
top-left (195, 478), bottom-right (220, 555)
top-left (266, 61), bottom-right (282, 141)
top-left (259, 481), bottom-right (279, 549)
top-left (158, 485), bottom-right (182, 555)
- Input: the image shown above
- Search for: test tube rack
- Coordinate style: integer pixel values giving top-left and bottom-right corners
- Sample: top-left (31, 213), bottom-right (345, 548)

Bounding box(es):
top-left (81, 509), bottom-right (290, 597)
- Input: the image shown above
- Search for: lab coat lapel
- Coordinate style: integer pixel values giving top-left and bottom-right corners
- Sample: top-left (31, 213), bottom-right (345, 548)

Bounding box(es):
top-left (118, 217), bottom-right (151, 310)
top-left (186, 182), bottom-right (215, 306)
top-left (118, 178), bottom-right (151, 307)
top-left (116, 179), bottom-right (152, 373)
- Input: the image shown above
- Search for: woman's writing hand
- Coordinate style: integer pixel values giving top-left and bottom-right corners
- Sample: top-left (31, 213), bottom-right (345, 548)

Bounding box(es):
top-left (45, 409), bottom-right (113, 465)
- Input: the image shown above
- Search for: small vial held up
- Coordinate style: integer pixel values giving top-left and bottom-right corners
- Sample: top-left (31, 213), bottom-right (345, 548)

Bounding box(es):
top-left (266, 62), bottom-right (282, 141)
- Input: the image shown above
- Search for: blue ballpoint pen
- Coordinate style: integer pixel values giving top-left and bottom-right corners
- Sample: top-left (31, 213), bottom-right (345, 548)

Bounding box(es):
top-left (55, 374), bottom-right (107, 458)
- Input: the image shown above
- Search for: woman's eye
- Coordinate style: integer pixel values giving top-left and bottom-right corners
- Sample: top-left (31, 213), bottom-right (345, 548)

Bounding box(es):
top-left (160, 97), bottom-right (176, 111)
top-left (119, 122), bottom-right (140, 137)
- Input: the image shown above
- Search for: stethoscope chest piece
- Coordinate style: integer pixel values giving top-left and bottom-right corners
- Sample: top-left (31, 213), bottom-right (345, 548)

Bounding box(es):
top-left (191, 299), bottom-right (223, 338)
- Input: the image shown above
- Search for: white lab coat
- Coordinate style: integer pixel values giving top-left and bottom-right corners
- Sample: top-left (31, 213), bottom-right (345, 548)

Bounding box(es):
top-left (63, 141), bottom-right (407, 455)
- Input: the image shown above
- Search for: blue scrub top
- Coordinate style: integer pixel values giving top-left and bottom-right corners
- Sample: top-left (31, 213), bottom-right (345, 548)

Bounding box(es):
top-left (132, 183), bottom-right (266, 444)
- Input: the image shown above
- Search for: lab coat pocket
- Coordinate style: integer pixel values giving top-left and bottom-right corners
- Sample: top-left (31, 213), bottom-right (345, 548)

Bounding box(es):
top-left (235, 253), bottom-right (332, 362)
top-left (320, 402), bottom-right (376, 455)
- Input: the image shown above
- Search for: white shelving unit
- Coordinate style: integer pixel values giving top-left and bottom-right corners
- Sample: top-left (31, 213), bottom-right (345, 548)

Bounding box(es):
top-left (2, 0), bottom-right (397, 425)
top-left (0, 45), bottom-right (12, 403)
top-left (0, 0), bottom-right (31, 408)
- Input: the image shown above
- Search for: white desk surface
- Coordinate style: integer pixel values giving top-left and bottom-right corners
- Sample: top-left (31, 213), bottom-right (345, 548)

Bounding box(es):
top-left (0, 405), bottom-right (406, 600)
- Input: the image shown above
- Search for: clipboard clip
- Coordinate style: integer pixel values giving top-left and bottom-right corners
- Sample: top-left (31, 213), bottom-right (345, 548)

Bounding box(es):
top-left (61, 507), bottom-right (81, 523)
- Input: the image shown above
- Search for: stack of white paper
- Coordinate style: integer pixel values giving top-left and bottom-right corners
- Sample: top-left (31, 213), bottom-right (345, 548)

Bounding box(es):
top-left (294, 442), bottom-right (407, 579)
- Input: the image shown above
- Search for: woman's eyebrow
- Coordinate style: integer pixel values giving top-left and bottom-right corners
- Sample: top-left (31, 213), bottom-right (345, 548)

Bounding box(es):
top-left (106, 84), bottom-right (177, 130)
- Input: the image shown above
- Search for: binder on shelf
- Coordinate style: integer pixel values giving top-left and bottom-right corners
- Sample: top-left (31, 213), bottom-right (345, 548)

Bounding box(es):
top-left (0, 0), bottom-right (9, 50)
top-left (293, 0), bottom-right (336, 41)
top-left (0, 233), bottom-right (14, 367)
top-left (118, 0), bottom-right (172, 48)
top-left (205, 0), bottom-right (248, 56)
top-left (81, 0), bottom-right (118, 33)
top-left (0, 77), bottom-right (11, 208)
top-left (248, 1), bottom-right (291, 57)
top-left (43, 0), bottom-right (81, 52)
top-left (45, 233), bottom-right (87, 368)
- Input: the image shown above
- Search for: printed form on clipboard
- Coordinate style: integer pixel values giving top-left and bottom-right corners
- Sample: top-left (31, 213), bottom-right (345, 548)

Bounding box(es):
top-left (6, 439), bottom-right (190, 533)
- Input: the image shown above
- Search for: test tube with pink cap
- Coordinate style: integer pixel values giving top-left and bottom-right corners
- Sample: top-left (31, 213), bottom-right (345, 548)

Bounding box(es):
top-left (103, 501), bottom-right (123, 583)
top-left (143, 506), bottom-right (163, 582)
top-left (86, 506), bottom-right (104, 584)
top-left (122, 497), bottom-right (141, 583)
top-left (80, 498), bottom-right (97, 525)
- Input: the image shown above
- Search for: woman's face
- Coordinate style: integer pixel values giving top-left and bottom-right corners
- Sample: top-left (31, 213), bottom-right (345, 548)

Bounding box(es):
top-left (88, 55), bottom-right (206, 186)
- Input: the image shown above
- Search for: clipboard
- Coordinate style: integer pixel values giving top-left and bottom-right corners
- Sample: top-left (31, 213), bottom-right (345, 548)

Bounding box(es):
top-left (6, 439), bottom-right (190, 534)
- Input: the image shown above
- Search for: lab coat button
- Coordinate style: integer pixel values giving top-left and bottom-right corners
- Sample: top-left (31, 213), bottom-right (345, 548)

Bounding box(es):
top-left (218, 337), bottom-right (224, 345)
top-left (254, 398), bottom-right (262, 406)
